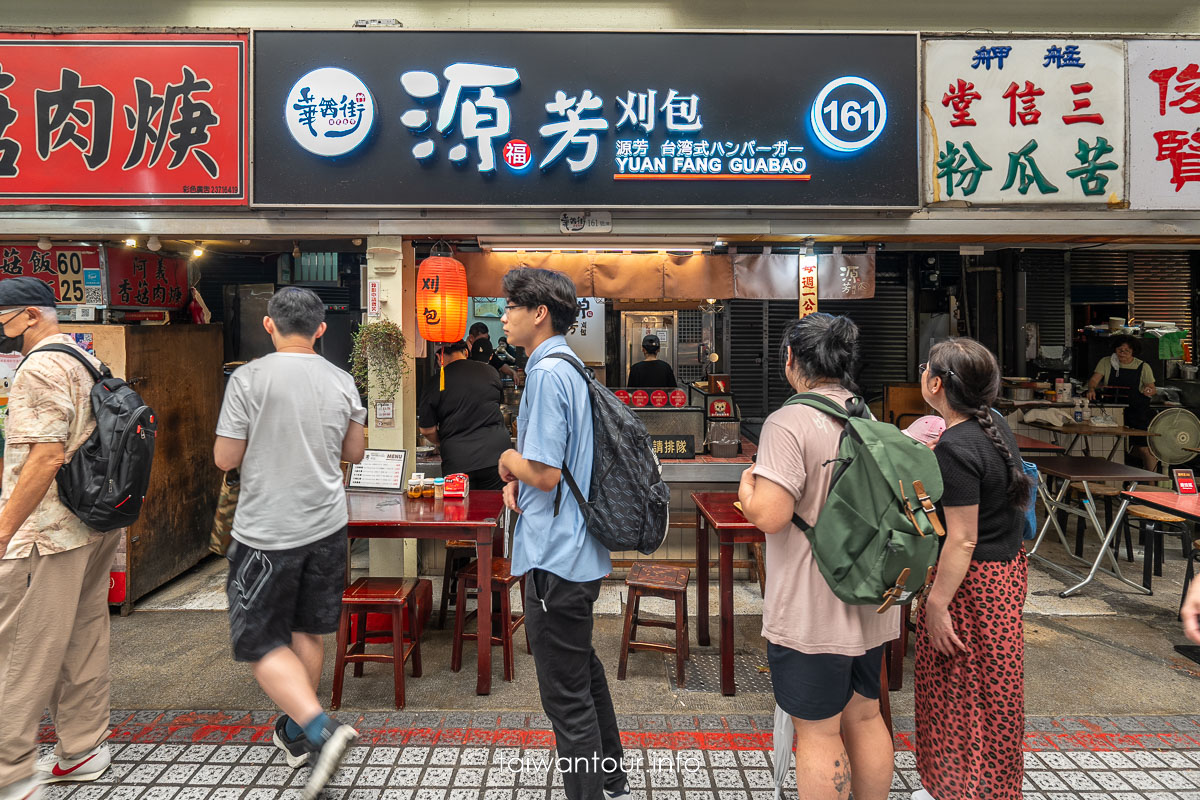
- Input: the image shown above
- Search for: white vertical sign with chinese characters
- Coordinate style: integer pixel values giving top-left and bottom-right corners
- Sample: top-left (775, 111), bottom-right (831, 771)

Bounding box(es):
top-left (1129, 41), bottom-right (1200, 209)
top-left (799, 257), bottom-right (819, 318)
top-left (924, 40), bottom-right (1125, 205)
top-left (565, 297), bottom-right (605, 363)
top-left (366, 279), bottom-right (381, 317)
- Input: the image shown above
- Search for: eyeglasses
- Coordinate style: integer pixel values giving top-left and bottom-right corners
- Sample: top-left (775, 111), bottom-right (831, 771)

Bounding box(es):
top-left (919, 362), bottom-right (955, 378)
top-left (0, 308), bottom-right (25, 325)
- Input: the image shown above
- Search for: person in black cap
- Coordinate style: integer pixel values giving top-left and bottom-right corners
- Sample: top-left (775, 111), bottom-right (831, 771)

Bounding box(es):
top-left (626, 333), bottom-right (677, 388)
top-left (0, 277), bottom-right (119, 796)
top-left (467, 321), bottom-right (494, 364)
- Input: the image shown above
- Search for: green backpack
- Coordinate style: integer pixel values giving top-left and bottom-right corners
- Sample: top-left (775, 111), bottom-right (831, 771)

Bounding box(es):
top-left (784, 392), bottom-right (946, 612)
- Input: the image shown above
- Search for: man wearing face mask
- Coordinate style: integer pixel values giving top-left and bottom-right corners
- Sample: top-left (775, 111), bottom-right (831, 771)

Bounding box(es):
top-left (0, 278), bottom-right (116, 800)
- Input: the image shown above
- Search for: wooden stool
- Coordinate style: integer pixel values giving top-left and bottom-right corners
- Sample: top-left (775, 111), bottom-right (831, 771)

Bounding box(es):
top-left (332, 577), bottom-right (423, 710)
top-left (1127, 504), bottom-right (1190, 591)
top-left (451, 558), bottom-right (528, 682)
top-left (619, 562), bottom-right (690, 687)
top-left (1068, 482), bottom-right (1134, 562)
top-left (438, 539), bottom-right (476, 629)
top-left (1182, 539), bottom-right (1200, 615)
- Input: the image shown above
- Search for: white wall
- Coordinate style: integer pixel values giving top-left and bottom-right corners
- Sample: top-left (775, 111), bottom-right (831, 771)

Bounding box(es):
top-left (4, 0), bottom-right (1200, 33)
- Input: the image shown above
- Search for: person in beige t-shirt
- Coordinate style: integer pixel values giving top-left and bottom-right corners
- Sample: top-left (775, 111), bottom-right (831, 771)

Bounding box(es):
top-left (738, 312), bottom-right (895, 800)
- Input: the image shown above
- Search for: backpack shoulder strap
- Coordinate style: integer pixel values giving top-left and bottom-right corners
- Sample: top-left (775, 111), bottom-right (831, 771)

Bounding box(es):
top-left (536, 352), bottom-right (591, 516)
top-left (18, 343), bottom-right (107, 382)
top-left (780, 392), bottom-right (865, 533)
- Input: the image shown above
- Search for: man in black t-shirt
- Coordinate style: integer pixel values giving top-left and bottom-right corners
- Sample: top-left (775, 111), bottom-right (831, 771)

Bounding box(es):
top-left (626, 334), bottom-right (677, 388)
top-left (467, 322), bottom-right (494, 364)
top-left (419, 340), bottom-right (511, 490)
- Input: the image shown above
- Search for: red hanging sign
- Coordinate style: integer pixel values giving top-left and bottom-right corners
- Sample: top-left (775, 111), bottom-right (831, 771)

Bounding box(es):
top-left (106, 248), bottom-right (189, 309)
top-left (0, 33), bottom-right (247, 206)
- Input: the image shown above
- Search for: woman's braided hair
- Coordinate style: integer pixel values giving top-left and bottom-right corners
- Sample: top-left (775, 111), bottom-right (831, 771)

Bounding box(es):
top-left (928, 338), bottom-right (1033, 509)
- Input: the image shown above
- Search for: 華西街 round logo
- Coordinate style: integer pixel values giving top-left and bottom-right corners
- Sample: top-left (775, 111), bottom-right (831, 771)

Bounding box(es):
top-left (285, 68), bottom-right (376, 157)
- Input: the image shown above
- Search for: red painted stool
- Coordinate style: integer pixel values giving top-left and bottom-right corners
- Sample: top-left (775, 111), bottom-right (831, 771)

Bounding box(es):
top-left (451, 558), bottom-right (528, 682)
top-left (332, 577), bottom-right (424, 710)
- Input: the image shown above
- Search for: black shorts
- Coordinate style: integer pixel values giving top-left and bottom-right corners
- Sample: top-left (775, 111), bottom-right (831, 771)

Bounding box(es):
top-left (767, 641), bottom-right (885, 721)
top-left (225, 527), bottom-right (347, 663)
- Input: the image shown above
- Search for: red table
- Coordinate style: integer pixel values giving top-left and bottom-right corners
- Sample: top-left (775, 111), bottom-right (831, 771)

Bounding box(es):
top-left (347, 490), bottom-right (504, 695)
top-left (1015, 433), bottom-right (1064, 454)
top-left (1122, 490), bottom-right (1200, 591)
top-left (693, 491), bottom-right (764, 696)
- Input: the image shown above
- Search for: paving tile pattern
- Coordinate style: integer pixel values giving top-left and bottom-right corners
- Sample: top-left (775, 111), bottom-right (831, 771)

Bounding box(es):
top-left (27, 712), bottom-right (1200, 800)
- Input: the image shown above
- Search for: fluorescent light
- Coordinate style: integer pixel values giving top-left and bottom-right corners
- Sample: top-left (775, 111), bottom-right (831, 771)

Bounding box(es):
top-left (478, 236), bottom-right (714, 252)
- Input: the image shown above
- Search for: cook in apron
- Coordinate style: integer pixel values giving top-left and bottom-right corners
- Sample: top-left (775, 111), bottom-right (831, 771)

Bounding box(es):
top-left (1108, 359), bottom-right (1152, 449)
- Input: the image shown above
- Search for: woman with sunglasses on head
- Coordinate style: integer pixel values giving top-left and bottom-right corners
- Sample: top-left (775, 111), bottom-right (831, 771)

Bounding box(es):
top-left (912, 339), bottom-right (1032, 800)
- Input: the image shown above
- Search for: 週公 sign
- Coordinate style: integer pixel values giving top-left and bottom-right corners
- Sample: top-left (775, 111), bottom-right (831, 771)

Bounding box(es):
top-left (0, 245), bottom-right (102, 304)
top-left (253, 31), bottom-right (919, 208)
top-left (0, 33), bottom-right (247, 206)
top-left (1129, 41), bottom-right (1200, 209)
top-left (924, 39), bottom-right (1125, 205)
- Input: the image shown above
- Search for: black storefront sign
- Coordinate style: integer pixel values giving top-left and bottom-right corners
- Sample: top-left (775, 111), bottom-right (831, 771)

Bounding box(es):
top-left (253, 31), bottom-right (919, 208)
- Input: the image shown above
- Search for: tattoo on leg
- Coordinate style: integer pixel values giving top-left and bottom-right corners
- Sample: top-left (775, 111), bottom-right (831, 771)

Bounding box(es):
top-left (832, 753), bottom-right (852, 799)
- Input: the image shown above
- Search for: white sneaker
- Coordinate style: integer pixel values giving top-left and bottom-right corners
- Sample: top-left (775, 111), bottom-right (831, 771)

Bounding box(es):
top-left (35, 743), bottom-right (111, 783)
top-left (0, 777), bottom-right (42, 800)
top-left (912, 790), bottom-right (938, 800)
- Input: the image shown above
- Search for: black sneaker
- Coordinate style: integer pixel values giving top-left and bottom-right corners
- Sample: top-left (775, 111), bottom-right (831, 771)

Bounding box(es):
top-left (271, 715), bottom-right (309, 769)
top-left (301, 718), bottom-right (359, 800)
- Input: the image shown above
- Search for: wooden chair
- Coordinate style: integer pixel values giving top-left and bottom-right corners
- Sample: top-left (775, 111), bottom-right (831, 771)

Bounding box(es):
top-left (882, 383), bottom-right (931, 430)
top-left (438, 539), bottom-right (477, 629)
top-left (619, 562), bottom-right (690, 687)
top-left (332, 577), bottom-right (424, 710)
top-left (450, 558), bottom-right (528, 682)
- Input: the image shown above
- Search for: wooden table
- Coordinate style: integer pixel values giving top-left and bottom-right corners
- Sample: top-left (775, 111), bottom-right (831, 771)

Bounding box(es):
top-left (347, 490), bottom-right (504, 695)
top-left (1028, 457), bottom-right (1161, 597)
top-left (693, 491), bottom-right (765, 696)
top-left (1026, 420), bottom-right (1155, 460)
top-left (1015, 433), bottom-right (1064, 454)
top-left (1121, 490), bottom-right (1199, 592)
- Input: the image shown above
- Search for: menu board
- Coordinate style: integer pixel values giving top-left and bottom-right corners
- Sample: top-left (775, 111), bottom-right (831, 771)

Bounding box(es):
top-left (347, 449), bottom-right (408, 491)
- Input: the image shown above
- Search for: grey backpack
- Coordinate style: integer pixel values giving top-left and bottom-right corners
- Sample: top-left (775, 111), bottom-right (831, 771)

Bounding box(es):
top-left (543, 353), bottom-right (670, 555)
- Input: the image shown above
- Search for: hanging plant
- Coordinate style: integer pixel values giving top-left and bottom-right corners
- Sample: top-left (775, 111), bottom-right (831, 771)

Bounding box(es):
top-left (350, 319), bottom-right (411, 401)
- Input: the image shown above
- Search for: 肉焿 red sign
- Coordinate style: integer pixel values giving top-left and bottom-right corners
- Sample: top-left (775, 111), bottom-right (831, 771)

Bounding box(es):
top-left (0, 33), bottom-right (247, 205)
top-left (106, 248), bottom-right (189, 309)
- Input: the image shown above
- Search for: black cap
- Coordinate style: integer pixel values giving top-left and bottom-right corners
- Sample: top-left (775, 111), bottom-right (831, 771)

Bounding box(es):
top-left (0, 277), bottom-right (56, 309)
top-left (641, 334), bottom-right (661, 352)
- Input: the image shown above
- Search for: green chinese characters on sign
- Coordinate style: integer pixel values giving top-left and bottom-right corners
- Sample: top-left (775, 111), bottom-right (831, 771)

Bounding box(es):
top-left (936, 140), bottom-right (992, 197)
top-left (1001, 139), bottom-right (1059, 195)
top-left (1065, 136), bottom-right (1118, 196)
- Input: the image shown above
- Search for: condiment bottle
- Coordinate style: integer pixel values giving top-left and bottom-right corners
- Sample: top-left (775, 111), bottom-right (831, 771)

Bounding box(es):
top-left (422, 479), bottom-right (435, 498)
top-left (407, 478), bottom-right (422, 499)
top-left (433, 477), bottom-right (445, 499)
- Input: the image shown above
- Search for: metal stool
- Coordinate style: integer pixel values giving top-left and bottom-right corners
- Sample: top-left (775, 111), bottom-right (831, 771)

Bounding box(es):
top-left (451, 558), bottom-right (528, 682)
top-left (332, 577), bottom-right (424, 710)
top-left (619, 562), bottom-right (690, 687)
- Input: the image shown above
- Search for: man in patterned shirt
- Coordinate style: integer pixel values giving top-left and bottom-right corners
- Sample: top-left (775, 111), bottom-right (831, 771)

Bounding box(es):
top-left (0, 278), bottom-right (114, 800)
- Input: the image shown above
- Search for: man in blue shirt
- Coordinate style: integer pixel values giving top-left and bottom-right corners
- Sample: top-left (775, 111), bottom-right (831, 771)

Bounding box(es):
top-left (497, 268), bottom-right (626, 800)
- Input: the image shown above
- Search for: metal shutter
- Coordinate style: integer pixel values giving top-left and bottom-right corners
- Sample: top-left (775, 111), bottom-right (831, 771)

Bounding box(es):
top-left (1070, 251), bottom-right (1129, 305)
top-left (1132, 251), bottom-right (1193, 352)
top-left (822, 259), bottom-right (913, 399)
top-left (727, 300), bottom-right (771, 419)
top-left (1022, 250), bottom-right (1068, 350)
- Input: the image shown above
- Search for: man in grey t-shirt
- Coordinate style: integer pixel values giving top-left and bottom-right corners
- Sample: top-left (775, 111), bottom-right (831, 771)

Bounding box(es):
top-left (214, 287), bottom-right (366, 800)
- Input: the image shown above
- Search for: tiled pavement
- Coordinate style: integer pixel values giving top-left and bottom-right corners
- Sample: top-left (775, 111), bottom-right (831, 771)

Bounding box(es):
top-left (27, 711), bottom-right (1200, 799)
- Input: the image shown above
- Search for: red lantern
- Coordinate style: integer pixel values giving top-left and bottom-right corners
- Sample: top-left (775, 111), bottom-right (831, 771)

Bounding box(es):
top-left (416, 255), bottom-right (469, 343)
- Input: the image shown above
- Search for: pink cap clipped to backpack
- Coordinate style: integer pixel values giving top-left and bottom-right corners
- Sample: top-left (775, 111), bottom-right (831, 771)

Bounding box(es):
top-left (902, 415), bottom-right (946, 446)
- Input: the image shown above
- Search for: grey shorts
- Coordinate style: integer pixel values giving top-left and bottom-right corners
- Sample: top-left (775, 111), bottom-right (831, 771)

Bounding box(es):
top-left (225, 528), bottom-right (347, 662)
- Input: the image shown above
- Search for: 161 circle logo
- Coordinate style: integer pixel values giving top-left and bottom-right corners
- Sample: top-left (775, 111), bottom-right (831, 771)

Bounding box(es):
top-left (809, 76), bottom-right (888, 153)
top-left (285, 67), bottom-right (376, 158)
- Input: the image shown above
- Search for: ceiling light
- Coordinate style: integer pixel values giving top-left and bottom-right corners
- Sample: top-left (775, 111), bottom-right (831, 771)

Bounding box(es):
top-left (351, 238), bottom-right (363, 246)
top-left (477, 236), bottom-right (714, 252)
top-left (192, 245), bottom-right (204, 258)
top-left (239, 239), bottom-right (251, 246)
top-left (124, 237), bottom-right (137, 247)
top-left (36, 237), bottom-right (51, 251)
top-left (292, 241), bottom-right (302, 258)
top-left (147, 236), bottom-right (161, 252)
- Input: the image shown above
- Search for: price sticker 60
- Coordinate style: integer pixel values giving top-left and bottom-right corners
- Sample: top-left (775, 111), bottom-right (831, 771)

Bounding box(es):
top-left (56, 251), bottom-right (86, 304)
top-left (809, 76), bottom-right (888, 153)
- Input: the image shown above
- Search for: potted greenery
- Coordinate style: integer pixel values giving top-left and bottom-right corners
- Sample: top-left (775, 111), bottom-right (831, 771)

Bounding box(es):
top-left (350, 318), bottom-right (410, 401)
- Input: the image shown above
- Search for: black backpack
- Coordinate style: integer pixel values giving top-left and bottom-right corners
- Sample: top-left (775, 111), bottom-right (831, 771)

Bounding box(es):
top-left (19, 344), bottom-right (157, 531)
top-left (543, 352), bottom-right (670, 555)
